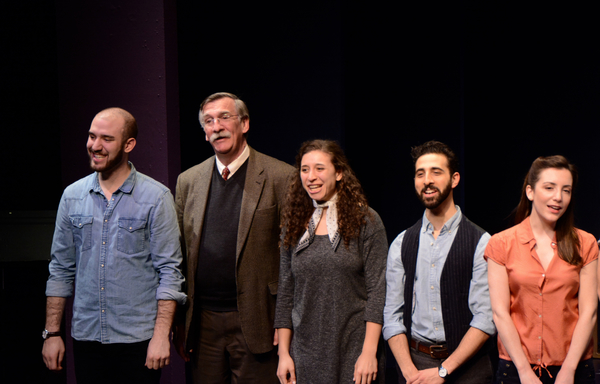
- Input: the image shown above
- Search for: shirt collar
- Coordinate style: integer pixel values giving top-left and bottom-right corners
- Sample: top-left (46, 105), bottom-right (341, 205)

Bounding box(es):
top-left (215, 144), bottom-right (249, 178)
top-left (515, 216), bottom-right (556, 246)
top-left (90, 162), bottom-right (137, 194)
top-left (421, 205), bottom-right (462, 234)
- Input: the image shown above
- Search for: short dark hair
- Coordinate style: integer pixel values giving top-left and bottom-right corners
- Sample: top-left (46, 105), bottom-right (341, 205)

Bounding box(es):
top-left (411, 140), bottom-right (458, 175)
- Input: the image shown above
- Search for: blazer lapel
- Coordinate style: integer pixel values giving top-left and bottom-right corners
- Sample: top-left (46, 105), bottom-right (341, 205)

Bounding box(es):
top-left (237, 148), bottom-right (265, 262)
top-left (189, 159), bottom-right (214, 278)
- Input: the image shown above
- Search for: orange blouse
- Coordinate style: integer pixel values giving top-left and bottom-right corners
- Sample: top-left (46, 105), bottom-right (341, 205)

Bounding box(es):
top-left (485, 217), bottom-right (599, 367)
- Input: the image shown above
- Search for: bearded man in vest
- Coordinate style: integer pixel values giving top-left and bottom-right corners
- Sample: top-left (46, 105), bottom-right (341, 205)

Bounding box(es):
top-left (383, 141), bottom-right (496, 383)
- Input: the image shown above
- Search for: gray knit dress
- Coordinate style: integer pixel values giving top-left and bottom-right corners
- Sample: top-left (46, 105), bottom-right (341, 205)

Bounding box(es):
top-left (274, 208), bottom-right (388, 383)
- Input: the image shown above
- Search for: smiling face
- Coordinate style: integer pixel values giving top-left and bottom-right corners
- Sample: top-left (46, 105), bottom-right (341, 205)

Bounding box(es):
top-left (300, 150), bottom-right (342, 203)
top-left (87, 113), bottom-right (132, 175)
top-left (526, 167), bottom-right (573, 228)
top-left (201, 97), bottom-right (249, 165)
top-left (414, 153), bottom-right (459, 210)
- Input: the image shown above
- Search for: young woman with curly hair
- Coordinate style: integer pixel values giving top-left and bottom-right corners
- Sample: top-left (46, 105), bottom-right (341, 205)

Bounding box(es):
top-left (274, 140), bottom-right (388, 384)
top-left (486, 155), bottom-right (598, 384)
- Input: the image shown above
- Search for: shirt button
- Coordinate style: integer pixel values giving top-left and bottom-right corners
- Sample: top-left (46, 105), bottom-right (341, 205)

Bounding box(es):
top-left (431, 264), bottom-right (435, 268)
top-left (542, 274), bottom-right (545, 277)
top-left (129, 227), bottom-right (132, 230)
top-left (101, 287), bottom-right (104, 290)
top-left (539, 293), bottom-right (542, 296)
top-left (105, 219), bottom-right (108, 222)
top-left (103, 242), bottom-right (106, 245)
top-left (102, 310), bottom-right (105, 313)
top-left (539, 315), bottom-right (542, 318)
top-left (538, 336), bottom-right (542, 339)
top-left (430, 242), bottom-right (434, 246)
top-left (435, 327), bottom-right (439, 331)
top-left (433, 307), bottom-right (437, 311)
top-left (431, 286), bottom-right (434, 290)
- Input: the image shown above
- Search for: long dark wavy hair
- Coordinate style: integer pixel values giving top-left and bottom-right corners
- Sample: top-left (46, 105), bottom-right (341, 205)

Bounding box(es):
top-left (281, 140), bottom-right (369, 249)
top-left (515, 155), bottom-right (581, 265)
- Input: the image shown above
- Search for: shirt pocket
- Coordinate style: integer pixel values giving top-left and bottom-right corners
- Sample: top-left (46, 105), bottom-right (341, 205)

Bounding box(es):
top-left (117, 218), bottom-right (147, 254)
top-left (69, 215), bottom-right (93, 251)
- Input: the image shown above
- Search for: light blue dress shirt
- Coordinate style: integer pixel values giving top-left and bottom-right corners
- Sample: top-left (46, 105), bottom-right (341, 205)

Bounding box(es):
top-left (383, 207), bottom-right (495, 342)
top-left (46, 164), bottom-right (186, 343)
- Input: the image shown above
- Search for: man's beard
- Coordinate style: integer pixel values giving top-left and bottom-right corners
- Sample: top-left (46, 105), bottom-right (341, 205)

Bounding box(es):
top-left (416, 179), bottom-right (453, 210)
top-left (89, 145), bottom-right (125, 174)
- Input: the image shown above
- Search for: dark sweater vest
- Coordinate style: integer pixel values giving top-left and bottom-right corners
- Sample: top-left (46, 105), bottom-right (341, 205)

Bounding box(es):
top-left (401, 215), bottom-right (485, 353)
top-left (195, 161), bottom-right (248, 311)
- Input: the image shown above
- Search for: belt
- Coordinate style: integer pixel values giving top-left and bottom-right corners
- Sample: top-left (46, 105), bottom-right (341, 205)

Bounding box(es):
top-left (410, 338), bottom-right (449, 359)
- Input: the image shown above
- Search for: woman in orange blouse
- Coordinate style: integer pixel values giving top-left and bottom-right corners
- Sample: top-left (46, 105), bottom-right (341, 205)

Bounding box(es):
top-left (485, 155), bottom-right (598, 384)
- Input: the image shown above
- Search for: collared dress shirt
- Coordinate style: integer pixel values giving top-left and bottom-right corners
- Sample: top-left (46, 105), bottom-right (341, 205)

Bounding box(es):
top-left (215, 144), bottom-right (249, 178)
top-left (46, 163), bottom-right (186, 344)
top-left (383, 206), bottom-right (495, 342)
top-left (485, 217), bottom-right (599, 366)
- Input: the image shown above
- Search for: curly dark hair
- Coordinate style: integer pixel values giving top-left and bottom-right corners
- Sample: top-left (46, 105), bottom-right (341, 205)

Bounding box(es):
top-left (281, 140), bottom-right (369, 249)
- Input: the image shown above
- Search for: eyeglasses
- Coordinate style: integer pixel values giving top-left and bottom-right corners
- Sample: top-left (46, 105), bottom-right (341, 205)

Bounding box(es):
top-left (201, 113), bottom-right (239, 128)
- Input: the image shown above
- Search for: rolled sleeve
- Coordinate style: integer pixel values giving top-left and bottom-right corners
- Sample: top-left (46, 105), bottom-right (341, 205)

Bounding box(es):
top-left (383, 231), bottom-right (408, 341)
top-left (468, 232), bottom-right (496, 335)
top-left (46, 193), bottom-right (77, 298)
top-left (150, 191), bottom-right (187, 305)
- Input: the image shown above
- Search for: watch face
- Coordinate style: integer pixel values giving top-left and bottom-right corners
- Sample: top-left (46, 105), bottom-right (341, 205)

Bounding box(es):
top-left (42, 330), bottom-right (48, 340)
top-left (439, 366), bottom-right (448, 378)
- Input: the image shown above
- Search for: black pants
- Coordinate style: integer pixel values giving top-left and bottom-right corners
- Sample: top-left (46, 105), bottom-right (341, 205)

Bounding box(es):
top-left (73, 339), bottom-right (161, 384)
top-left (495, 358), bottom-right (595, 384)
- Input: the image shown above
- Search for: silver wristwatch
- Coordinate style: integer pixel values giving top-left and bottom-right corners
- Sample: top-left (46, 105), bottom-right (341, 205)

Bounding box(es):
top-left (438, 364), bottom-right (448, 379)
top-left (42, 329), bottom-right (61, 340)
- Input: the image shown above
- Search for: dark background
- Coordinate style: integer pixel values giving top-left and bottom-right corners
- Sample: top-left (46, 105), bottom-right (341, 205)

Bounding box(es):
top-left (2, 1), bottom-right (599, 383)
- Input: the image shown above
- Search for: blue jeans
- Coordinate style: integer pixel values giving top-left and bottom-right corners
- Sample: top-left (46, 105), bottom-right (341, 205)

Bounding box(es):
top-left (495, 358), bottom-right (595, 384)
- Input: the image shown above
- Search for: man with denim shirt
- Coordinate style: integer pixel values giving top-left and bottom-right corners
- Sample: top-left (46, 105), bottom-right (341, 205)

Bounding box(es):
top-left (42, 108), bottom-right (186, 384)
top-left (383, 141), bottom-right (495, 383)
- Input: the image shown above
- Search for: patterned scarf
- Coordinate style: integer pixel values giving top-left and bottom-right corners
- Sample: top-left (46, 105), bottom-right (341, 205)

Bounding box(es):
top-left (296, 194), bottom-right (340, 254)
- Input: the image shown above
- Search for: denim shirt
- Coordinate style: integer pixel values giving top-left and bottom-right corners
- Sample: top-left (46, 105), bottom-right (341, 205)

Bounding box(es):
top-left (383, 207), bottom-right (495, 341)
top-left (46, 164), bottom-right (186, 343)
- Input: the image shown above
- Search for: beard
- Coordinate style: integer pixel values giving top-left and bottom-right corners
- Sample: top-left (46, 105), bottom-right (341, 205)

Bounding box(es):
top-left (89, 144), bottom-right (126, 174)
top-left (416, 179), bottom-right (453, 210)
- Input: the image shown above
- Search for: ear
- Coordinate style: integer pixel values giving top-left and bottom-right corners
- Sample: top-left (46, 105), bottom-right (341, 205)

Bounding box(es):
top-left (336, 170), bottom-right (343, 182)
top-left (451, 172), bottom-right (460, 189)
top-left (526, 185), bottom-right (534, 201)
top-left (124, 138), bottom-right (136, 154)
top-left (241, 117), bottom-right (250, 134)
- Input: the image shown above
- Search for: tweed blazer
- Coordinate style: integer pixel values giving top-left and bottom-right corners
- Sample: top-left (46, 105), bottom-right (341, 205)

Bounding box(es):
top-left (175, 147), bottom-right (295, 354)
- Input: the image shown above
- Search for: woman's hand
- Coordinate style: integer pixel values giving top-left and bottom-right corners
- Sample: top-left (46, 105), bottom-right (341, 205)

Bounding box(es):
top-left (353, 351), bottom-right (377, 384)
top-left (554, 366), bottom-right (575, 384)
top-left (277, 352), bottom-right (296, 384)
top-left (517, 367), bottom-right (543, 384)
